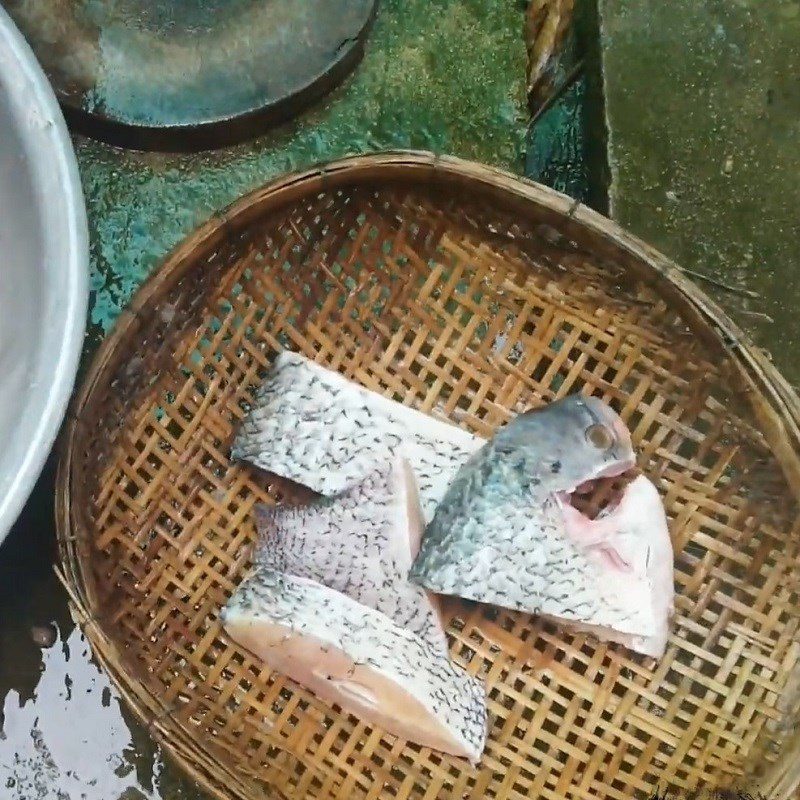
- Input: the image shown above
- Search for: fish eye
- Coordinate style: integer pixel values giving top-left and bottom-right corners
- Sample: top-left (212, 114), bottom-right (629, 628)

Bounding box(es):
top-left (585, 423), bottom-right (614, 449)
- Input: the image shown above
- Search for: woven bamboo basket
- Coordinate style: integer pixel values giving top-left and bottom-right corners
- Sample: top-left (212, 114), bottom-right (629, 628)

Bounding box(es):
top-left (56, 153), bottom-right (800, 800)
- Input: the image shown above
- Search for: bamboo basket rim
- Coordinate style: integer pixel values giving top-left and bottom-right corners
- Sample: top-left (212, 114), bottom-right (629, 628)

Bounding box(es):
top-left (56, 151), bottom-right (800, 800)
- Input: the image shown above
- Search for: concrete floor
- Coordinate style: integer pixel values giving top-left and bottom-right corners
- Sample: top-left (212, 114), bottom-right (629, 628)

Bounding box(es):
top-left (600, 0), bottom-right (800, 385)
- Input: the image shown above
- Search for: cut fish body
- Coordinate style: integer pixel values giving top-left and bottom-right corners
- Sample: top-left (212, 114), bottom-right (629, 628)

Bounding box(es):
top-left (221, 570), bottom-right (487, 761)
top-left (411, 395), bottom-right (675, 657)
top-left (235, 354), bottom-right (673, 658)
top-left (254, 458), bottom-right (448, 654)
top-left (233, 352), bottom-right (483, 521)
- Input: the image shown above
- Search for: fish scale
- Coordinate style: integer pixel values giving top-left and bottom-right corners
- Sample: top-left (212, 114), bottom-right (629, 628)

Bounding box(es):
top-left (233, 351), bottom-right (483, 521)
top-left (235, 356), bottom-right (672, 659)
top-left (415, 482), bottom-right (647, 633)
top-left (254, 458), bottom-right (449, 655)
top-left (411, 395), bottom-right (675, 657)
top-left (222, 570), bottom-right (487, 761)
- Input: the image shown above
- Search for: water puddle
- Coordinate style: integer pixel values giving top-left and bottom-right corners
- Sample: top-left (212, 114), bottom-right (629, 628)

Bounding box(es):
top-left (0, 462), bottom-right (206, 800)
top-left (1, 625), bottom-right (166, 800)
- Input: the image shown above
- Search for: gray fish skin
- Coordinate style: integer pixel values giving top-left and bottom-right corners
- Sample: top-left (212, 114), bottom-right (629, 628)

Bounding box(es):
top-left (232, 351), bottom-right (482, 522)
top-left (254, 457), bottom-right (448, 655)
top-left (221, 570), bottom-right (487, 761)
top-left (410, 396), bottom-right (673, 654)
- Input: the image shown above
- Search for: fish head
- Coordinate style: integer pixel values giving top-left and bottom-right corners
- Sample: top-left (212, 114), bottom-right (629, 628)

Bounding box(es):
top-left (496, 394), bottom-right (636, 493)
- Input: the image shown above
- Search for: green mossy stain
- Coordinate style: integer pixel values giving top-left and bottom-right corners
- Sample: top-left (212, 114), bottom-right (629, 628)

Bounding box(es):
top-left (78, 0), bottom-right (528, 334)
top-left (526, 77), bottom-right (590, 203)
top-left (601, 0), bottom-right (800, 384)
top-left (523, 0), bottom-right (599, 207)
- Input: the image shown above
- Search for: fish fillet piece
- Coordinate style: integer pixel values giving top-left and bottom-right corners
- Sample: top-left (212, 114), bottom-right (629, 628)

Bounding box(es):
top-left (254, 457), bottom-right (448, 655)
top-left (412, 395), bottom-right (675, 657)
top-left (232, 351), bottom-right (482, 521)
top-left (221, 570), bottom-right (487, 761)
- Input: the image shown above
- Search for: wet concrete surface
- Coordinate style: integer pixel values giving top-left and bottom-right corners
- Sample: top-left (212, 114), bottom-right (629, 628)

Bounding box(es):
top-left (76, 0), bottom-right (527, 336)
top-left (0, 2), bottom-right (528, 797)
top-left (0, 459), bottom-right (206, 799)
top-left (600, 0), bottom-right (800, 386)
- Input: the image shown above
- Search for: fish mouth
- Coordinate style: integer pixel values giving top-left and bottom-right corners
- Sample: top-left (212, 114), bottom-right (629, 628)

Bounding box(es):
top-left (554, 460), bottom-right (640, 572)
top-left (555, 454), bottom-right (638, 523)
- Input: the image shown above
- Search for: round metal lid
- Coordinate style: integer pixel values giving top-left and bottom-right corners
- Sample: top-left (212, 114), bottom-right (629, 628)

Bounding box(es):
top-left (4, 0), bottom-right (377, 151)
